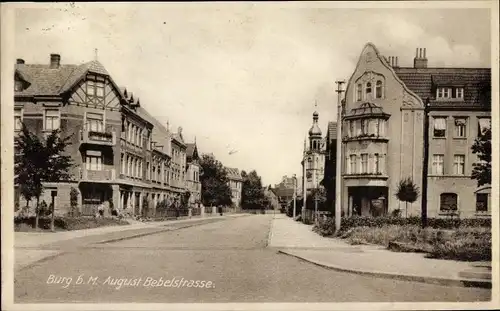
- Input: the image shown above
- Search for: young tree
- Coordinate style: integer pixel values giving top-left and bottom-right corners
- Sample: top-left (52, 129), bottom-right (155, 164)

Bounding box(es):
top-left (241, 170), bottom-right (266, 210)
top-left (395, 177), bottom-right (419, 218)
top-left (471, 127), bottom-right (491, 187)
top-left (199, 154), bottom-right (232, 207)
top-left (15, 125), bottom-right (74, 230)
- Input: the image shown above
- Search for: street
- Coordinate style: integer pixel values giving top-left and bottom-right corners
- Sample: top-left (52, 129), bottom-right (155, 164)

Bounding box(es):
top-left (15, 214), bottom-right (490, 303)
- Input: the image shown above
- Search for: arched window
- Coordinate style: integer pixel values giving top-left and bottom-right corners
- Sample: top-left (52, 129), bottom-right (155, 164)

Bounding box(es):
top-left (376, 80), bottom-right (383, 98)
top-left (365, 82), bottom-right (372, 96)
top-left (440, 193), bottom-right (458, 212)
top-left (356, 84), bottom-right (363, 101)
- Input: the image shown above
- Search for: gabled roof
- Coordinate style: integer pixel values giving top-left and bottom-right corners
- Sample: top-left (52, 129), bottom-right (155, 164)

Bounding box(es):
top-left (394, 67), bottom-right (491, 109)
top-left (15, 60), bottom-right (117, 98)
top-left (186, 143), bottom-right (199, 162)
top-left (225, 167), bottom-right (242, 181)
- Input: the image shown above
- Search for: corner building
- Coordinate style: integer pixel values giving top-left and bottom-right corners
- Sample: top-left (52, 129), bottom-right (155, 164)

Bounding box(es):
top-left (341, 43), bottom-right (491, 218)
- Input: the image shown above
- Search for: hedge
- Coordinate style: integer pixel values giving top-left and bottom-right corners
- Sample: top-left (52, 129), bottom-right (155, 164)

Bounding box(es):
top-left (313, 215), bottom-right (491, 237)
top-left (14, 216), bottom-right (129, 231)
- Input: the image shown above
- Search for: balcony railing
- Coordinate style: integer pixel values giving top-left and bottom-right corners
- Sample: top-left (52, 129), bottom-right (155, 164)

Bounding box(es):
top-left (80, 129), bottom-right (116, 146)
top-left (79, 168), bottom-right (116, 182)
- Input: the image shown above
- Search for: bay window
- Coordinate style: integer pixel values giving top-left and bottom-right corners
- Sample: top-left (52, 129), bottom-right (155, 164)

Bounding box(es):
top-left (86, 112), bottom-right (104, 132)
top-left (86, 155), bottom-right (102, 171)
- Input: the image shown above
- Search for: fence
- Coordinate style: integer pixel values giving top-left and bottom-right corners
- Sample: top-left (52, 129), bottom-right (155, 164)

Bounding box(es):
top-left (155, 208), bottom-right (189, 219)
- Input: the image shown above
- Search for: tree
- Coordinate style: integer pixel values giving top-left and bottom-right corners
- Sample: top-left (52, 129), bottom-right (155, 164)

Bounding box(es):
top-left (241, 170), bottom-right (266, 210)
top-left (395, 177), bottom-right (419, 218)
top-left (15, 125), bottom-right (74, 230)
top-left (199, 154), bottom-right (232, 207)
top-left (471, 128), bottom-right (491, 187)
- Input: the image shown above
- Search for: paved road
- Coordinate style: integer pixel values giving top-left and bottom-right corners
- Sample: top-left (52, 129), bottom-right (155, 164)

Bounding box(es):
top-left (15, 214), bottom-right (490, 303)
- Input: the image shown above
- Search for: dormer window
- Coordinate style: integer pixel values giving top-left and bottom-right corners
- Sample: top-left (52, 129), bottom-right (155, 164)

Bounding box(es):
top-left (437, 86), bottom-right (464, 100)
top-left (375, 80), bottom-right (383, 98)
top-left (365, 82), bottom-right (372, 96)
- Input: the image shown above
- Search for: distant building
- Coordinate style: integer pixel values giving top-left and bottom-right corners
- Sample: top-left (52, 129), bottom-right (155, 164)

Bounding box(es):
top-left (185, 141), bottom-right (201, 206)
top-left (225, 167), bottom-right (243, 209)
top-left (263, 187), bottom-right (280, 210)
top-left (341, 43), bottom-right (491, 218)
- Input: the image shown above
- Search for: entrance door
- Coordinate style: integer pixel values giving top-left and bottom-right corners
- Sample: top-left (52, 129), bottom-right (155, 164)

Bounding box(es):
top-left (134, 193), bottom-right (140, 216)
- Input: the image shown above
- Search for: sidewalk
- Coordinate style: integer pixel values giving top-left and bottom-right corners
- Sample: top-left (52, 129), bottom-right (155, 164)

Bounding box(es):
top-left (269, 214), bottom-right (491, 288)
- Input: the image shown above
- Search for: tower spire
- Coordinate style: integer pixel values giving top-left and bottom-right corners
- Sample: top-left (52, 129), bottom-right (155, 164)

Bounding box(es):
top-left (94, 48), bottom-right (98, 61)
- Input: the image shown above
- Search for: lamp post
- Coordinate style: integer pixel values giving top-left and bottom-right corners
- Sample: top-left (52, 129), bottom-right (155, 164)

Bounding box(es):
top-left (421, 98), bottom-right (430, 228)
top-left (292, 174), bottom-right (297, 219)
top-left (335, 80), bottom-right (345, 233)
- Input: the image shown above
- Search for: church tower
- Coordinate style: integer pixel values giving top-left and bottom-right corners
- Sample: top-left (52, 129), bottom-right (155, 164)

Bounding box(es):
top-left (303, 110), bottom-right (326, 192)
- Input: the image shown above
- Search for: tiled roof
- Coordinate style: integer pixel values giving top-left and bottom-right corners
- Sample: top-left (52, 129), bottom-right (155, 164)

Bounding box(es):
top-left (136, 106), bottom-right (171, 156)
top-left (225, 167), bottom-right (242, 181)
top-left (394, 67), bottom-right (491, 109)
top-left (15, 60), bottom-right (113, 97)
top-left (327, 122), bottom-right (337, 142)
top-left (345, 102), bottom-right (389, 119)
top-left (186, 143), bottom-right (195, 158)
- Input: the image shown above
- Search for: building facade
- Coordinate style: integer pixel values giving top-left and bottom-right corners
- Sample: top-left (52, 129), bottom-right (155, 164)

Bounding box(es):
top-left (340, 43), bottom-right (491, 218)
top-left (323, 121), bottom-right (338, 213)
top-left (185, 141), bottom-right (201, 206)
top-left (14, 54), bottom-right (190, 217)
top-left (225, 167), bottom-right (243, 209)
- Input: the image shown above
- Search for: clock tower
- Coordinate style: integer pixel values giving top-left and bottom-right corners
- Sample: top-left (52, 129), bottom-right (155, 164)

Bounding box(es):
top-left (303, 110), bottom-right (326, 192)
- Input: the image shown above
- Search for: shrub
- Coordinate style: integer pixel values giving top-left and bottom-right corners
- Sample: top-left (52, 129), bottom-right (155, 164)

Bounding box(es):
top-left (313, 217), bottom-right (336, 236)
top-left (428, 227), bottom-right (491, 261)
top-left (14, 216), bottom-right (129, 231)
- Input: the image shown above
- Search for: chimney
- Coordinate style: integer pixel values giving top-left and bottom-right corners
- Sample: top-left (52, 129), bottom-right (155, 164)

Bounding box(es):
top-left (413, 47), bottom-right (428, 69)
top-left (16, 58), bottom-right (25, 65)
top-left (387, 56), bottom-right (399, 68)
top-left (50, 53), bottom-right (61, 69)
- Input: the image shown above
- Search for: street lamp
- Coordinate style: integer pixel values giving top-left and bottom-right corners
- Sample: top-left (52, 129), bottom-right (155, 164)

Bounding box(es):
top-left (292, 174), bottom-right (297, 219)
top-left (335, 80), bottom-right (345, 233)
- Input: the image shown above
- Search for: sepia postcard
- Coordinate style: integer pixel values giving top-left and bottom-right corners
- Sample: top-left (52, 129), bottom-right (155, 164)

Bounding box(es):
top-left (1, 1), bottom-right (499, 311)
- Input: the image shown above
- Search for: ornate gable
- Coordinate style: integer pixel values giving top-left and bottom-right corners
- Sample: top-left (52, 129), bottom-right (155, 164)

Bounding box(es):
top-left (67, 74), bottom-right (123, 111)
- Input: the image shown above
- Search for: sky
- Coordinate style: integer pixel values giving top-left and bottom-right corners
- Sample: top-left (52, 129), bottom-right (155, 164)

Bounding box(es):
top-left (12, 3), bottom-right (492, 186)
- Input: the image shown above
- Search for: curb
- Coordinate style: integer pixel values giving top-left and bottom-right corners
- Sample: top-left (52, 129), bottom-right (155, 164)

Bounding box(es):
top-left (278, 250), bottom-right (492, 289)
top-left (96, 217), bottom-right (228, 244)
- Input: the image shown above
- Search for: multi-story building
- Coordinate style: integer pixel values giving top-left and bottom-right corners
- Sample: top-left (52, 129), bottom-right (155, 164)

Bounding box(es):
top-left (170, 128), bottom-right (188, 201)
top-left (185, 141), bottom-right (201, 206)
top-left (13, 53), bottom-right (189, 217)
top-left (273, 176), bottom-right (297, 207)
top-left (301, 111), bottom-right (326, 199)
top-left (225, 167), bottom-right (243, 209)
top-left (340, 43), bottom-right (491, 218)
top-left (323, 121), bottom-right (338, 213)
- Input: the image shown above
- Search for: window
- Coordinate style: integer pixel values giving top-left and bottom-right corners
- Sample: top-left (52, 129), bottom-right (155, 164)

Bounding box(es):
top-left (147, 162), bottom-right (150, 180)
top-left (476, 193), bottom-right (488, 212)
top-left (374, 153), bottom-right (380, 174)
top-left (128, 157), bottom-right (132, 176)
top-left (478, 118), bottom-right (491, 136)
top-left (440, 193), bottom-right (458, 212)
top-left (349, 121), bottom-right (355, 137)
top-left (86, 112), bottom-right (104, 132)
top-left (455, 88), bottom-right (464, 99)
top-left (433, 117), bottom-right (446, 137)
top-left (432, 154), bottom-right (444, 175)
top-left (349, 155), bottom-right (357, 174)
top-left (361, 119), bottom-right (368, 135)
top-left (378, 119), bottom-right (385, 137)
top-left (87, 80), bottom-right (105, 98)
top-left (86, 156), bottom-right (102, 171)
top-left (376, 80), bottom-right (383, 98)
top-left (437, 87), bottom-right (452, 99)
top-left (15, 80), bottom-right (23, 92)
top-left (44, 109), bottom-right (60, 130)
top-left (365, 82), bottom-right (372, 97)
top-left (121, 154), bottom-right (125, 174)
top-left (356, 84), bottom-right (362, 101)
top-left (361, 154), bottom-right (368, 173)
top-left (14, 108), bottom-right (23, 131)
top-left (454, 118), bottom-right (467, 138)
top-left (453, 155), bottom-right (465, 175)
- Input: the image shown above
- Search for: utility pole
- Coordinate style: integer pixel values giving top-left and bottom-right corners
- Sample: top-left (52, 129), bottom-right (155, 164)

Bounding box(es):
top-left (421, 98), bottom-right (430, 228)
top-left (292, 174), bottom-right (297, 219)
top-left (335, 80), bottom-right (346, 233)
top-left (302, 156), bottom-right (307, 222)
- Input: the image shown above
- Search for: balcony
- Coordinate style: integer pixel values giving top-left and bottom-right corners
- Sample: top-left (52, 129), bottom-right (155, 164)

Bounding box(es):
top-left (79, 168), bottom-right (116, 182)
top-left (342, 134), bottom-right (389, 143)
top-left (80, 129), bottom-right (116, 146)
